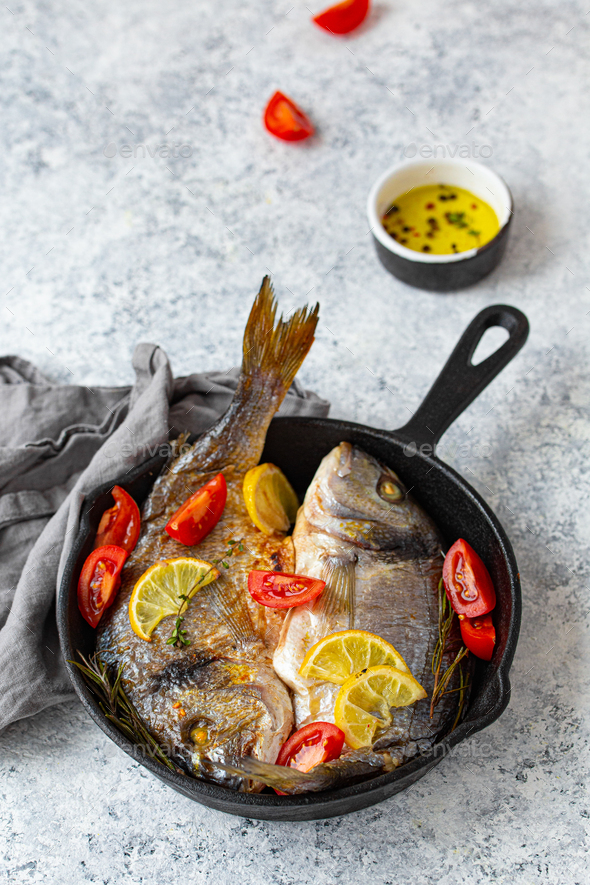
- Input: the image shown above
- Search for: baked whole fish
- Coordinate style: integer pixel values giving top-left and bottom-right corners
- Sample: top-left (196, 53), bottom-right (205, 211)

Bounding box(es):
top-left (275, 441), bottom-right (444, 723)
top-left (237, 442), bottom-right (463, 794)
top-left (97, 278), bottom-right (318, 790)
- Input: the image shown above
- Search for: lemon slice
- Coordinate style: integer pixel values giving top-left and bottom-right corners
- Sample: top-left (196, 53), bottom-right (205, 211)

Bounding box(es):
top-left (129, 557), bottom-right (219, 641)
top-left (334, 664), bottom-right (427, 749)
top-left (243, 463), bottom-right (299, 534)
top-left (299, 630), bottom-right (411, 685)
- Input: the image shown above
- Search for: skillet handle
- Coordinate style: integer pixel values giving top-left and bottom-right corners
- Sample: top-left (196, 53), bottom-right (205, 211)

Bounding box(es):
top-left (394, 304), bottom-right (529, 447)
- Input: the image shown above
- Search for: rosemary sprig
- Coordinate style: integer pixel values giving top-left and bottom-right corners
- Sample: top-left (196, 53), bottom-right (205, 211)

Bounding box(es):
top-left (452, 656), bottom-right (470, 732)
top-left (72, 652), bottom-right (177, 772)
top-left (430, 578), bottom-right (470, 723)
top-left (166, 538), bottom-right (244, 648)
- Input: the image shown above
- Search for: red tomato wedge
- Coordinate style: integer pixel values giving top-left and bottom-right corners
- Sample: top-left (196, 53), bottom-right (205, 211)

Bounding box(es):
top-left (443, 539), bottom-right (496, 618)
top-left (460, 613), bottom-right (496, 661)
top-left (313, 0), bottom-right (370, 35)
top-left (94, 485), bottom-right (141, 553)
top-left (275, 721), bottom-right (345, 793)
top-left (165, 473), bottom-right (227, 547)
top-left (264, 91), bottom-right (314, 142)
top-left (78, 545), bottom-right (128, 628)
top-left (248, 571), bottom-right (326, 609)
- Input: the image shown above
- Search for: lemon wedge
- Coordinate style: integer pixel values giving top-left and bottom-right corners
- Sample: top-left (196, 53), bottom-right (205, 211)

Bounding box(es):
top-left (129, 557), bottom-right (219, 641)
top-left (299, 629), bottom-right (411, 685)
top-left (334, 664), bottom-right (427, 749)
top-left (243, 463), bottom-right (299, 534)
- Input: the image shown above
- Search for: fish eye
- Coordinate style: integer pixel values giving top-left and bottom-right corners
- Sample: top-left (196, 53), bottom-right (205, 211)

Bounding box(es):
top-left (378, 478), bottom-right (404, 503)
top-left (190, 722), bottom-right (211, 746)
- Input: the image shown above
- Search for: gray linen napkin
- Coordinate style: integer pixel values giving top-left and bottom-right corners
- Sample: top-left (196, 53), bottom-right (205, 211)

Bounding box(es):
top-left (0, 345), bottom-right (329, 733)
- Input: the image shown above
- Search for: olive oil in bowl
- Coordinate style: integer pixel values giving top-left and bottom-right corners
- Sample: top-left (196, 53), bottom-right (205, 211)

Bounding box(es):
top-left (381, 184), bottom-right (500, 255)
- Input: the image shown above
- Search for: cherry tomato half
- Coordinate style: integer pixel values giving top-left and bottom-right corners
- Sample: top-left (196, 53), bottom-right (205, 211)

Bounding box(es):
top-left (275, 721), bottom-right (345, 793)
top-left (443, 539), bottom-right (496, 618)
top-left (248, 571), bottom-right (326, 609)
top-left (264, 91), bottom-right (314, 142)
top-left (94, 485), bottom-right (141, 553)
top-left (460, 612), bottom-right (496, 661)
top-left (78, 545), bottom-right (128, 628)
top-left (165, 473), bottom-right (227, 547)
top-left (313, 0), bottom-right (370, 35)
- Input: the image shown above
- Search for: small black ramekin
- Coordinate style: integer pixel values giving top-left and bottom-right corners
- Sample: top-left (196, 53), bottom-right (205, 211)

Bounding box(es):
top-left (367, 159), bottom-right (513, 292)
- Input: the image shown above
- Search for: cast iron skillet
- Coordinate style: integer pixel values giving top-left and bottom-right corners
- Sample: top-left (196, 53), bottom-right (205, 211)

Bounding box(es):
top-left (58, 303), bottom-right (529, 821)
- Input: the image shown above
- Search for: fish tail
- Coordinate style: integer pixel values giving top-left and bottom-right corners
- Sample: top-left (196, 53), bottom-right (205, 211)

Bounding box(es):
top-left (241, 275), bottom-right (319, 398)
top-left (172, 276), bottom-right (319, 473)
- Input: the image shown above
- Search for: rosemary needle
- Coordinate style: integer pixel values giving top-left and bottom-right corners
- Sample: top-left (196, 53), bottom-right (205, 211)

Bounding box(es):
top-left (430, 578), bottom-right (470, 726)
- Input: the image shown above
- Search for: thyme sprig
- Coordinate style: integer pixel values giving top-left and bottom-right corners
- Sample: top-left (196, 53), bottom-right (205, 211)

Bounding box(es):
top-left (167, 604), bottom-right (192, 648)
top-left (430, 578), bottom-right (470, 724)
top-left (72, 652), bottom-right (177, 772)
top-left (166, 538), bottom-right (244, 648)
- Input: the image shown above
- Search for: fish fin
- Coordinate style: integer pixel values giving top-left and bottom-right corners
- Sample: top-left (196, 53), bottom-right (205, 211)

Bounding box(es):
top-left (203, 756), bottom-right (340, 794)
top-left (207, 579), bottom-right (259, 645)
top-left (314, 556), bottom-right (356, 631)
top-left (203, 751), bottom-right (393, 794)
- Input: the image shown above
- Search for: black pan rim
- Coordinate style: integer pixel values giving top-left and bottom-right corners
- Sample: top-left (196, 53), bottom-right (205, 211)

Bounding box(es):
top-left (57, 413), bottom-right (521, 815)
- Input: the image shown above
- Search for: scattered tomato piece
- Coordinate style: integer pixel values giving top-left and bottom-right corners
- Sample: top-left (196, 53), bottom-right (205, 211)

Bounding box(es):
top-left (78, 544), bottom-right (128, 628)
top-left (264, 91), bottom-right (314, 142)
top-left (248, 570), bottom-right (325, 609)
top-left (443, 539), bottom-right (496, 618)
top-left (312, 0), bottom-right (370, 35)
top-left (460, 612), bottom-right (496, 660)
top-left (94, 485), bottom-right (141, 553)
top-left (165, 473), bottom-right (227, 547)
top-left (274, 721), bottom-right (345, 793)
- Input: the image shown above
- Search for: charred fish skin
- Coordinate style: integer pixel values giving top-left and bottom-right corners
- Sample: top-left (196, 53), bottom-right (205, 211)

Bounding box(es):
top-left (274, 442), bottom-right (458, 765)
top-left (97, 278), bottom-right (319, 790)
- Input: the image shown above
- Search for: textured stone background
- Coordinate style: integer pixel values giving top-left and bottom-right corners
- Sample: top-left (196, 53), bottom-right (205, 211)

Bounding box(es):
top-left (1, 0), bottom-right (589, 882)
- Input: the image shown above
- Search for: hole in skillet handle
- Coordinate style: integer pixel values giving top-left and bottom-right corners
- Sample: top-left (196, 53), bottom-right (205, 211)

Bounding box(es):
top-left (470, 325), bottom-right (510, 366)
top-left (394, 304), bottom-right (530, 450)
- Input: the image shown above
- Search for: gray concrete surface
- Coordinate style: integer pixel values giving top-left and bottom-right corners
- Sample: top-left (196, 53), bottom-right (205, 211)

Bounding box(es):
top-left (1, 0), bottom-right (588, 882)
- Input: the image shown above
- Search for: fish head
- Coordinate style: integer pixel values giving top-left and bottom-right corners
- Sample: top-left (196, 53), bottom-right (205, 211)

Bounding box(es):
top-left (155, 658), bottom-right (293, 789)
top-left (305, 442), bottom-right (441, 556)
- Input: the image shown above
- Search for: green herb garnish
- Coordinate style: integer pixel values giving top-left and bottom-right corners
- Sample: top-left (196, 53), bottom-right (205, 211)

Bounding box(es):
top-left (430, 578), bottom-right (470, 725)
top-left (166, 538), bottom-right (244, 648)
top-left (72, 652), bottom-right (177, 772)
top-left (447, 212), bottom-right (469, 229)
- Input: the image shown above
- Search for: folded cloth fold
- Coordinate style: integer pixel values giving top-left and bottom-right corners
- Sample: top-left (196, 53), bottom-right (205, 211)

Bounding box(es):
top-left (0, 345), bottom-right (329, 733)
